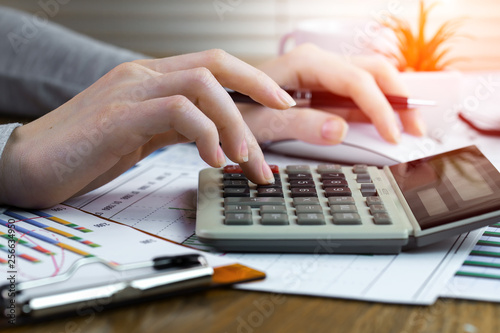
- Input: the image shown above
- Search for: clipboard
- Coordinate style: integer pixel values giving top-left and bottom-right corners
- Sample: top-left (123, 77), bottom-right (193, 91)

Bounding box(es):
top-left (0, 206), bottom-right (265, 327)
top-left (1, 253), bottom-right (265, 326)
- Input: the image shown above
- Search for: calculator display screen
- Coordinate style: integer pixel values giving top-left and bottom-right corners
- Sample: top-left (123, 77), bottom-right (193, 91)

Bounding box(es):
top-left (389, 146), bottom-right (500, 230)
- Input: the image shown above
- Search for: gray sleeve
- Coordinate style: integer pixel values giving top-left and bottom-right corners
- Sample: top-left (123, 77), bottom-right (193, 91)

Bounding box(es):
top-left (0, 123), bottom-right (22, 159)
top-left (0, 5), bottom-right (148, 117)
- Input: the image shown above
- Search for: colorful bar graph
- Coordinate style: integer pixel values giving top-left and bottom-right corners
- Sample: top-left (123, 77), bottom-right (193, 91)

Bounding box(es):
top-left (30, 210), bottom-right (93, 233)
top-left (0, 244), bottom-right (40, 263)
top-left (0, 231), bottom-right (55, 255)
top-left (455, 270), bottom-right (500, 280)
top-left (4, 211), bottom-right (100, 248)
top-left (0, 258), bottom-right (7, 264)
top-left (0, 219), bottom-right (94, 258)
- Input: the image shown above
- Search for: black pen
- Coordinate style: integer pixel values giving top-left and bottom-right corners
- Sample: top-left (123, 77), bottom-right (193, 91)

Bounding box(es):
top-left (227, 88), bottom-right (436, 110)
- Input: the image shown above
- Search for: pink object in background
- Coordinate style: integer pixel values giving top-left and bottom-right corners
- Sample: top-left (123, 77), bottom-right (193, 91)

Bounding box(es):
top-left (278, 18), bottom-right (395, 57)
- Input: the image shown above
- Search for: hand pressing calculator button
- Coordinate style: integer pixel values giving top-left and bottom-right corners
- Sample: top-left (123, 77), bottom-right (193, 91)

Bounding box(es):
top-left (196, 146), bottom-right (500, 254)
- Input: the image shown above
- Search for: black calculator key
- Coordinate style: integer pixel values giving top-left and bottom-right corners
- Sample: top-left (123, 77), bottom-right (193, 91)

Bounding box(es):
top-left (324, 187), bottom-right (352, 197)
top-left (223, 173), bottom-right (248, 180)
top-left (289, 179), bottom-right (315, 188)
top-left (257, 187), bottom-right (284, 197)
top-left (257, 183), bottom-right (282, 189)
top-left (291, 187), bottom-right (317, 197)
top-left (223, 187), bottom-right (250, 197)
top-left (322, 179), bottom-right (348, 187)
top-left (321, 173), bottom-right (345, 180)
top-left (223, 180), bottom-right (249, 188)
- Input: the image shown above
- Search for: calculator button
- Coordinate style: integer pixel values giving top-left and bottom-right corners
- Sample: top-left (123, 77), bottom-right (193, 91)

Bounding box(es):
top-left (373, 213), bottom-right (392, 225)
top-left (225, 197), bottom-right (285, 207)
top-left (356, 174), bottom-right (372, 183)
top-left (352, 164), bottom-right (368, 174)
top-left (261, 213), bottom-right (289, 225)
top-left (366, 196), bottom-right (382, 205)
top-left (328, 196), bottom-right (355, 205)
top-left (317, 164), bottom-right (342, 173)
top-left (224, 205), bottom-right (251, 214)
top-left (223, 173), bottom-right (248, 180)
top-left (223, 180), bottom-right (249, 188)
top-left (330, 205), bottom-right (357, 213)
top-left (223, 165), bottom-right (243, 173)
top-left (225, 213), bottom-right (253, 225)
top-left (291, 187), bottom-right (317, 197)
top-left (295, 205), bottom-right (323, 214)
top-left (332, 213), bottom-right (362, 225)
top-left (324, 187), bottom-right (352, 197)
top-left (369, 204), bottom-right (387, 214)
top-left (223, 187), bottom-right (250, 197)
top-left (293, 197), bottom-right (320, 205)
top-left (286, 165), bottom-right (311, 174)
top-left (321, 173), bottom-right (345, 180)
top-left (257, 183), bottom-right (282, 190)
top-left (289, 179), bottom-right (315, 188)
top-left (261, 205), bottom-right (287, 214)
top-left (288, 173), bottom-right (313, 180)
top-left (269, 165), bottom-right (280, 174)
top-left (360, 183), bottom-right (377, 197)
top-left (322, 179), bottom-right (348, 187)
top-left (297, 213), bottom-right (326, 225)
top-left (257, 187), bottom-right (284, 197)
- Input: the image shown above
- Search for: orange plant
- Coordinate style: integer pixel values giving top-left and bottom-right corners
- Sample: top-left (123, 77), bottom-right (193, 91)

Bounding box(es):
top-left (380, 0), bottom-right (464, 71)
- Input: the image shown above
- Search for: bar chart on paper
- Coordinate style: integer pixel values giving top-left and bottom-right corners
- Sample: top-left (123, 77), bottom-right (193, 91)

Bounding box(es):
top-left (65, 146), bottom-right (207, 244)
top-left (0, 204), bottom-right (226, 283)
top-left (443, 223), bottom-right (500, 301)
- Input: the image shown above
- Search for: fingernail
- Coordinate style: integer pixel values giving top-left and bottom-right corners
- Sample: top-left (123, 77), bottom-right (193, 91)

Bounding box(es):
top-left (217, 146), bottom-right (227, 167)
top-left (416, 118), bottom-right (427, 136)
top-left (240, 139), bottom-right (249, 162)
top-left (277, 89), bottom-right (296, 107)
top-left (321, 119), bottom-right (348, 142)
top-left (391, 125), bottom-right (401, 144)
top-left (262, 161), bottom-right (275, 184)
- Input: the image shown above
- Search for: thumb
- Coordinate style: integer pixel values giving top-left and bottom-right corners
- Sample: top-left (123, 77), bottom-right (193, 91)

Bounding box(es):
top-left (241, 105), bottom-right (349, 145)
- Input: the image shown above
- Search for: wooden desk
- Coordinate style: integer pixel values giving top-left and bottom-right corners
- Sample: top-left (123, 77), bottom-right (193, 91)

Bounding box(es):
top-left (3, 288), bottom-right (500, 333)
top-left (1, 118), bottom-right (499, 333)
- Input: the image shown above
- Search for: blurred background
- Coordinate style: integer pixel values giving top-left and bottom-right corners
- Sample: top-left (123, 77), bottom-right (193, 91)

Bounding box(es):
top-left (2, 0), bottom-right (500, 70)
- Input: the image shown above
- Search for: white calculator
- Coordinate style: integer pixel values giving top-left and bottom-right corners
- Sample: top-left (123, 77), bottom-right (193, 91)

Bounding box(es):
top-left (196, 146), bottom-right (500, 254)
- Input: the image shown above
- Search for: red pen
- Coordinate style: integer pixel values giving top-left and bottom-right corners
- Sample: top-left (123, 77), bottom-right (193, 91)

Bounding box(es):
top-left (227, 88), bottom-right (436, 110)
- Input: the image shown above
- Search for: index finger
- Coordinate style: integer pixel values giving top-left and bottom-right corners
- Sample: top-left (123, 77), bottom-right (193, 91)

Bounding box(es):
top-left (134, 49), bottom-right (296, 110)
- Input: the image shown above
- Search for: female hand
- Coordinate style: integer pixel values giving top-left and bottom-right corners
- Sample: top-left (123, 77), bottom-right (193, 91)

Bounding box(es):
top-left (0, 49), bottom-right (295, 208)
top-left (240, 44), bottom-right (426, 145)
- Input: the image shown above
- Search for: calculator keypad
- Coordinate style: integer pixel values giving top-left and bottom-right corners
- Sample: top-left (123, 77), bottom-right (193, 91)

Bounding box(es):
top-left (220, 164), bottom-right (394, 227)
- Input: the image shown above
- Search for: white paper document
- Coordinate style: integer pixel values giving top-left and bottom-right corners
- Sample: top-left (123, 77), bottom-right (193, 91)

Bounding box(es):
top-left (65, 144), bottom-right (480, 305)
